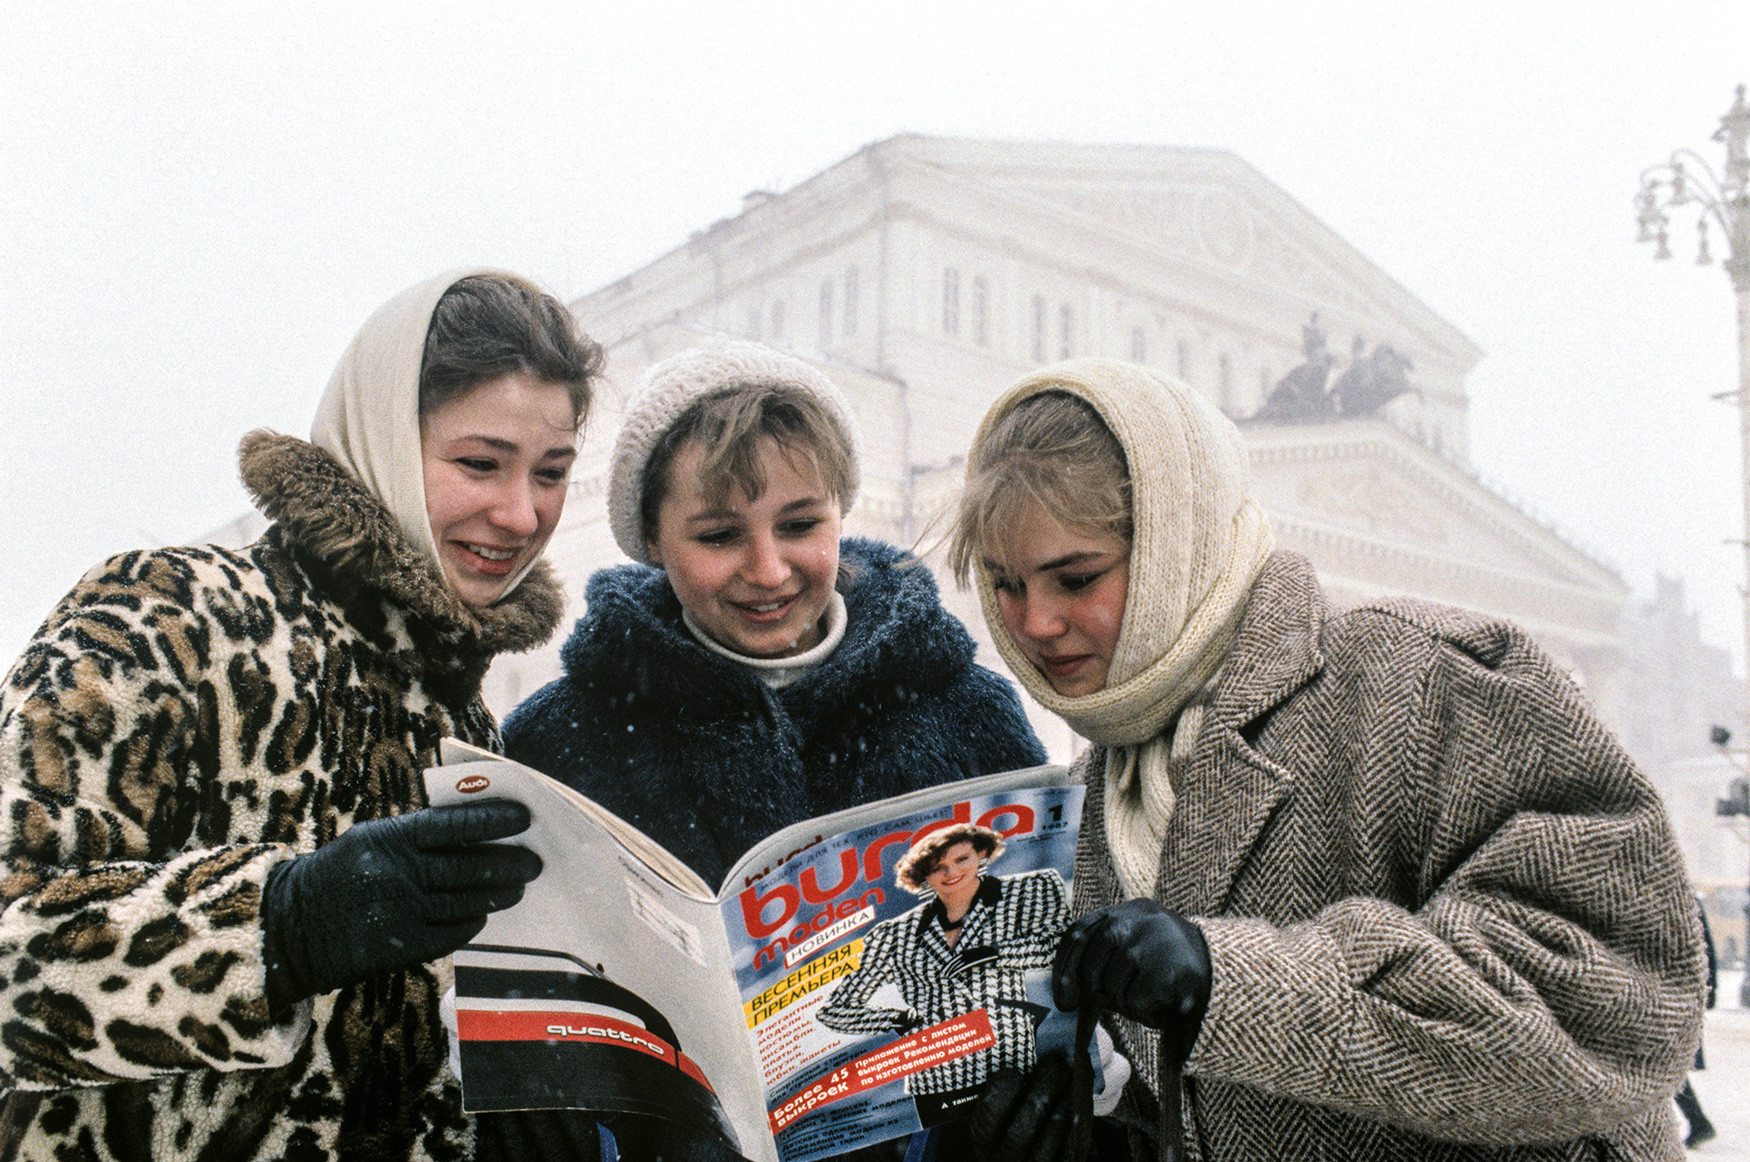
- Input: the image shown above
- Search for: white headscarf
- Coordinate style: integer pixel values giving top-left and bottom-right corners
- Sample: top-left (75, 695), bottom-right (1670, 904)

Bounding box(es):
top-left (970, 359), bottom-right (1274, 895)
top-left (309, 266), bottom-right (549, 602)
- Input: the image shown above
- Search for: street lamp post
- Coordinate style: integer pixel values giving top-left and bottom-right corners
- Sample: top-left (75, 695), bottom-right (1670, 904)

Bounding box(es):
top-left (1637, 84), bottom-right (1750, 1003)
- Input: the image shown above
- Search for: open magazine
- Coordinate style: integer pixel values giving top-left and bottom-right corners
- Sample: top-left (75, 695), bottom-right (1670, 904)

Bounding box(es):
top-left (425, 740), bottom-right (1087, 1162)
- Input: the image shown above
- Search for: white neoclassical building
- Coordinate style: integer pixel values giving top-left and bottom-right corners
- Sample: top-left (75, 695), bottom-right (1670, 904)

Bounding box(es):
top-left (193, 135), bottom-right (1745, 946)
top-left (493, 135), bottom-right (1638, 768)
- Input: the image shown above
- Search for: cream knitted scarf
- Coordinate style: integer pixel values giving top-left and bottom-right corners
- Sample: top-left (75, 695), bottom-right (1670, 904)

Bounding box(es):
top-left (972, 360), bottom-right (1273, 897)
top-left (309, 266), bottom-right (551, 602)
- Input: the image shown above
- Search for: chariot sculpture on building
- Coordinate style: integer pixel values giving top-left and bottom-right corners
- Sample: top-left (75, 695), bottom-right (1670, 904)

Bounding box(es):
top-left (1254, 311), bottom-right (1419, 423)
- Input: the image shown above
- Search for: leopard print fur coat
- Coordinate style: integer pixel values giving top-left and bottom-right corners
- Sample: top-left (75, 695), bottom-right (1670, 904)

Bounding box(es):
top-left (0, 430), bottom-right (564, 1161)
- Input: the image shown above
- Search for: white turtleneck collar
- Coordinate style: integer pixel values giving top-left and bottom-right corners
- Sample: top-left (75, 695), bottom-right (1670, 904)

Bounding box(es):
top-left (682, 590), bottom-right (848, 689)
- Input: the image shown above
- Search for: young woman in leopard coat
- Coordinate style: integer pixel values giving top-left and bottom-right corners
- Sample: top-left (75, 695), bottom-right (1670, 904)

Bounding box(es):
top-left (0, 269), bottom-right (602, 1161)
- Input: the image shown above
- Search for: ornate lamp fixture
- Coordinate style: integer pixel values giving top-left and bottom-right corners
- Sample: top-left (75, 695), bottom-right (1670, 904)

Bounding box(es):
top-left (1638, 85), bottom-right (1750, 1003)
top-left (1635, 84), bottom-right (1749, 288)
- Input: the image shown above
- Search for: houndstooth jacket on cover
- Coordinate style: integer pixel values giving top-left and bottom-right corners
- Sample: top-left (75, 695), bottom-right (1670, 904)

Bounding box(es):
top-left (1075, 551), bottom-right (1705, 1162)
top-left (816, 869), bottom-right (1069, 1095)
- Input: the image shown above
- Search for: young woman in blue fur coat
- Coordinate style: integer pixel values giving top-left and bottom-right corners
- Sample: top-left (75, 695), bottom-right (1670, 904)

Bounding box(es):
top-left (483, 342), bottom-right (1045, 1162)
top-left (504, 534), bottom-right (1043, 885)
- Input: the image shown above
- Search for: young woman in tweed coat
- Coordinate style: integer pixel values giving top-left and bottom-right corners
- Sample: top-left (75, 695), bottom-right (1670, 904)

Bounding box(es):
top-left (0, 270), bottom-right (601, 1161)
top-left (947, 359), bottom-right (1706, 1162)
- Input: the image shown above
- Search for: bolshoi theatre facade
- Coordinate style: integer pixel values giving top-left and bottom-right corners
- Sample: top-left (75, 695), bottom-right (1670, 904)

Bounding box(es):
top-left (470, 135), bottom-right (1744, 927)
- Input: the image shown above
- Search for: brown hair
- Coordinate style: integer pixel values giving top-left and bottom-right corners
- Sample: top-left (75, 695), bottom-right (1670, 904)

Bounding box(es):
top-left (418, 273), bottom-right (603, 429)
top-left (639, 382), bottom-right (856, 543)
top-left (894, 824), bottom-right (1006, 893)
top-left (948, 390), bottom-right (1131, 585)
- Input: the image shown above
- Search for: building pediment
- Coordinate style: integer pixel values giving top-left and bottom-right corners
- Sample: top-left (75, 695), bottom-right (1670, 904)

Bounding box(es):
top-left (1243, 417), bottom-right (1625, 653)
top-left (876, 136), bottom-right (1479, 369)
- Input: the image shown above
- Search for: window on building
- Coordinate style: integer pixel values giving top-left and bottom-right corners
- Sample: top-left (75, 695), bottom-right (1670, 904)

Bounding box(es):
top-left (1130, 326), bottom-right (1147, 363)
top-left (819, 280), bottom-right (834, 346)
top-left (971, 276), bottom-right (989, 346)
top-left (943, 268), bottom-right (960, 336)
top-left (1058, 304), bottom-right (1074, 359)
top-left (844, 267), bottom-right (859, 336)
top-left (1031, 296), bottom-right (1046, 362)
top-left (770, 300), bottom-right (785, 343)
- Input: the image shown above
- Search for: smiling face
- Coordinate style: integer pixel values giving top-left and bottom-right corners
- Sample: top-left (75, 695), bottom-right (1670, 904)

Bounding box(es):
top-left (648, 435), bottom-right (842, 658)
top-left (924, 841), bottom-right (983, 911)
top-left (420, 370), bottom-right (579, 607)
top-left (986, 502), bottom-right (1132, 698)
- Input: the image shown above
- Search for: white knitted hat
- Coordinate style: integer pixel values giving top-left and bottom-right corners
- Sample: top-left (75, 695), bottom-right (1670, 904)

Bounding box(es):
top-left (607, 341), bottom-right (862, 564)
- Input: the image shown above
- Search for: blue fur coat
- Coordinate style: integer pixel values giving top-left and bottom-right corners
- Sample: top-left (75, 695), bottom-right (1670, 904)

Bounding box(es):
top-left (502, 538), bottom-right (1046, 889)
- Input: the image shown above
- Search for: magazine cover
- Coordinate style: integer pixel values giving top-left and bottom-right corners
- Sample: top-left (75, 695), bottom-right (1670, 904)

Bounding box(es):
top-left (427, 744), bottom-right (1082, 1162)
top-left (726, 782), bottom-right (1086, 1162)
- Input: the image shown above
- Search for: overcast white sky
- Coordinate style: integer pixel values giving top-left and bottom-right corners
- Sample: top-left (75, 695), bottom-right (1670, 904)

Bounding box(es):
top-left (4, 2), bottom-right (1748, 672)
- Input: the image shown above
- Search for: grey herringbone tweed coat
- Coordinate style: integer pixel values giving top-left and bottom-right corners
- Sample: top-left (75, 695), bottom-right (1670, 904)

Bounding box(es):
top-left (1075, 552), bottom-right (1706, 1162)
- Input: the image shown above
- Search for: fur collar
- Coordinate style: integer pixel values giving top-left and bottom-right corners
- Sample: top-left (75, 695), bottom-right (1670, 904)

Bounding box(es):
top-left (560, 537), bottom-right (976, 719)
top-left (238, 430), bottom-right (563, 655)
top-left (553, 539), bottom-right (980, 721)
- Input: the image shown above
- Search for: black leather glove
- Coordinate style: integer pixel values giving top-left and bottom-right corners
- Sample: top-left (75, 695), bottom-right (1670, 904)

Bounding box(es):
top-left (969, 1058), bottom-right (1075, 1162)
top-left (261, 799), bottom-right (541, 1010)
top-left (1052, 899), bottom-right (1212, 1064)
top-left (968, 1006), bottom-right (1099, 1162)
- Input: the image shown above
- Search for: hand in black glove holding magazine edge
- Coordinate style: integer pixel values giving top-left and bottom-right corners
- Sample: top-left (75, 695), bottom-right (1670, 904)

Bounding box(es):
top-left (1054, 898), bottom-right (1212, 1062)
top-left (970, 1055), bottom-right (1077, 1162)
top-left (970, 900), bottom-right (1212, 1162)
top-left (262, 799), bottom-right (542, 1010)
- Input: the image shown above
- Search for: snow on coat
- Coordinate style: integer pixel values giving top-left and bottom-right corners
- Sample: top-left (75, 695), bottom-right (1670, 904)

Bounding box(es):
top-left (502, 537), bottom-right (1047, 889)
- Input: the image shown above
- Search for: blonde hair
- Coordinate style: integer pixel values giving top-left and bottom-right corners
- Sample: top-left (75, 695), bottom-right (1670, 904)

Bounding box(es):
top-left (894, 824), bottom-right (1006, 894)
top-left (948, 390), bottom-right (1131, 585)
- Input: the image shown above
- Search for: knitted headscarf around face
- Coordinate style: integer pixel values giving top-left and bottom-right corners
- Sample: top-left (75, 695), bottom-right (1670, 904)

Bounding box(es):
top-left (971, 360), bottom-right (1273, 890)
top-left (310, 266), bottom-right (549, 601)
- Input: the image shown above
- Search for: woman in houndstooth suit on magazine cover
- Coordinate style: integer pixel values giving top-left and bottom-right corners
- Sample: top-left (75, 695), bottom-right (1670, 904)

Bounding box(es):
top-left (816, 824), bottom-right (1071, 1126)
